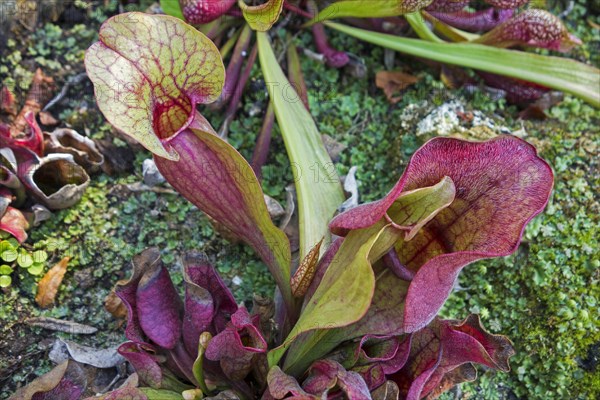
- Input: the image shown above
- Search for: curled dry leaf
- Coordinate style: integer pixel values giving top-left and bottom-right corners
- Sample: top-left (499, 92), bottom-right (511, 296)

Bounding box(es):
top-left (371, 380), bottom-right (400, 399)
top-left (38, 111), bottom-right (59, 126)
top-left (35, 256), bottom-right (70, 308)
top-left (31, 203), bottom-right (52, 227)
top-left (339, 166), bottom-right (359, 212)
top-left (45, 128), bottom-right (104, 172)
top-left (1, 86), bottom-right (18, 116)
top-left (13, 69), bottom-right (54, 135)
top-left (25, 317), bottom-right (98, 334)
top-left (264, 194), bottom-right (286, 220)
top-left (376, 71), bottom-right (420, 104)
top-left (104, 288), bottom-right (128, 320)
top-left (291, 238), bottom-right (324, 297)
top-left (8, 360), bottom-right (86, 400)
top-left (21, 153), bottom-right (90, 210)
top-left (321, 134), bottom-right (347, 162)
top-left (49, 339), bottom-right (125, 369)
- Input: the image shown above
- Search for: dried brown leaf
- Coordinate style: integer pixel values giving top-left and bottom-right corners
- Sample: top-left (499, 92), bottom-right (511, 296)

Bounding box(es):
top-left (13, 68), bottom-right (54, 134)
top-left (291, 238), bottom-right (323, 297)
top-left (1, 87), bottom-right (18, 117)
top-left (375, 71), bottom-right (420, 104)
top-left (9, 360), bottom-right (86, 400)
top-left (24, 317), bottom-right (98, 334)
top-left (39, 111), bottom-right (59, 126)
top-left (104, 288), bottom-right (128, 320)
top-left (35, 256), bottom-right (70, 308)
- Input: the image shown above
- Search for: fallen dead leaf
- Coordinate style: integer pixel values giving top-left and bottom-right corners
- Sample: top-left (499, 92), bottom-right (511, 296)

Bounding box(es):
top-left (13, 68), bottom-right (54, 134)
top-left (39, 111), bottom-right (60, 126)
top-left (1, 87), bottom-right (18, 117)
top-left (321, 134), bottom-right (347, 162)
top-left (104, 289), bottom-right (127, 320)
top-left (519, 91), bottom-right (564, 120)
top-left (35, 256), bottom-right (70, 308)
top-left (49, 339), bottom-right (125, 369)
top-left (339, 166), bottom-right (359, 212)
top-left (9, 360), bottom-right (86, 400)
top-left (375, 70), bottom-right (420, 104)
top-left (264, 194), bottom-right (285, 220)
top-left (24, 316), bottom-right (98, 334)
top-left (440, 65), bottom-right (469, 90)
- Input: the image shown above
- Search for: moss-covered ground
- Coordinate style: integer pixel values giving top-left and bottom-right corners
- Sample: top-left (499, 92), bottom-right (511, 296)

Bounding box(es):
top-left (0, 1), bottom-right (598, 398)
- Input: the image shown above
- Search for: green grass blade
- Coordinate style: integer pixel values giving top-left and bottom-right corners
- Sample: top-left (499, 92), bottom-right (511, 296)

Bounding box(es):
top-left (256, 33), bottom-right (345, 260)
top-left (326, 22), bottom-right (600, 107)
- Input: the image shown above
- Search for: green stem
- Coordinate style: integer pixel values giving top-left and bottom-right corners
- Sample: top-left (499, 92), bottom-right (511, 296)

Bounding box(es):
top-left (405, 12), bottom-right (443, 43)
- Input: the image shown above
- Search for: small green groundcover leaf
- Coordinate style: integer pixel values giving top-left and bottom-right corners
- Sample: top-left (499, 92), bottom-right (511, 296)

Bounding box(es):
top-left (32, 250), bottom-right (48, 263)
top-left (0, 275), bottom-right (11, 287)
top-left (28, 264), bottom-right (45, 276)
top-left (0, 264), bottom-right (13, 274)
top-left (0, 240), bottom-right (17, 262)
top-left (17, 251), bottom-right (34, 268)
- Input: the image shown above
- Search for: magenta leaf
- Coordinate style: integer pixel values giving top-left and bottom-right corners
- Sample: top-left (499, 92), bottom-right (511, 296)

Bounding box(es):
top-left (484, 0), bottom-right (529, 8)
top-left (357, 335), bottom-right (411, 375)
top-left (352, 364), bottom-right (386, 391)
top-left (302, 359), bottom-right (371, 399)
top-left (425, 0), bottom-right (469, 13)
top-left (312, 22), bottom-right (350, 68)
top-left (205, 307), bottom-right (267, 380)
top-left (428, 8), bottom-right (514, 32)
top-left (330, 136), bottom-right (553, 332)
top-left (0, 112), bottom-right (44, 156)
top-left (478, 71), bottom-right (550, 104)
top-left (115, 248), bottom-right (183, 351)
top-left (135, 255), bottom-right (183, 350)
top-left (391, 315), bottom-right (515, 399)
top-left (182, 252), bottom-right (238, 354)
top-left (475, 9), bottom-right (582, 51)
top-left (118, 342), bottom-right (165, 389)
top-left (115, 248), bottom-right (182, 349)
top-left (115, 249), bottom-right (162, 344)
top-left (266, 366), bottom-right (314, 399)
top-left (0, 206), bottom-right (29, 243)
top-left (182, 274), bottom-right (214, 357)
top-left (180, 0), bottom-right (237, 24)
